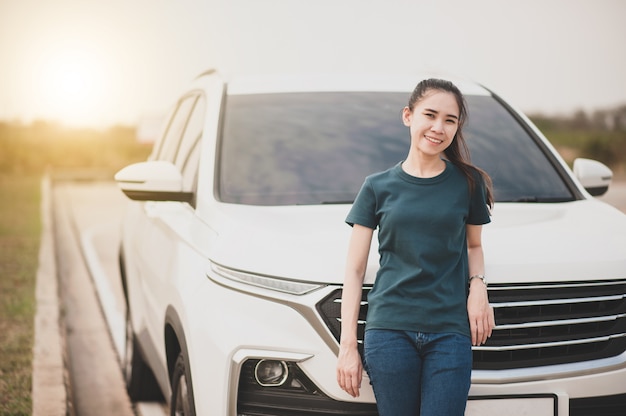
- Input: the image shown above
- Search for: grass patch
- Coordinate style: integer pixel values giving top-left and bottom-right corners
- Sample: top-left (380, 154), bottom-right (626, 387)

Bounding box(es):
top-left (0, 175), bottom-right (41, 415)
top-left (0, 121), bottom-right (150, 414)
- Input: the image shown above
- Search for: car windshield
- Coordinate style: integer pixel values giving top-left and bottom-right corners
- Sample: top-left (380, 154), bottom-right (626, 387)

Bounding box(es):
top-left (218, 92), bottom-right (575, 205)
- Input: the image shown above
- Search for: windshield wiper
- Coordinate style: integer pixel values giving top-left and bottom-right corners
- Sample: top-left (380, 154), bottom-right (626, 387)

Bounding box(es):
top-left (321, 200), bottom-right (354, 205)
top-left (504, 196), bottom-right (574, 203)
top-left (510, 196), bottom-right (539, 202)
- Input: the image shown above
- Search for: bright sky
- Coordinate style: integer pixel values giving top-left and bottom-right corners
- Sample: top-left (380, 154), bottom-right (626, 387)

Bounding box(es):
top-left (1, 0), bottom-right (624, 128)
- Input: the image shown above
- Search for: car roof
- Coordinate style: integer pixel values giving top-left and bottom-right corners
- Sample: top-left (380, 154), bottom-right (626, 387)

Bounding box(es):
top-left (213, 72), bottom-right (492, 96)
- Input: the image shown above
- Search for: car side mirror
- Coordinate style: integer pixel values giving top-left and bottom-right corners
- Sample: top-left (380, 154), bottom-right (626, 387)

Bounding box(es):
top-left (114, 161), bottom-right (193, 203)
top-left (573, 158), bottom-right (612, 196)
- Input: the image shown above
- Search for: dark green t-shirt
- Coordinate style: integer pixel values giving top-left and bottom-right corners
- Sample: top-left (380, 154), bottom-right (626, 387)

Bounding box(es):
top-left (346, 160), bottom-right (491, 337)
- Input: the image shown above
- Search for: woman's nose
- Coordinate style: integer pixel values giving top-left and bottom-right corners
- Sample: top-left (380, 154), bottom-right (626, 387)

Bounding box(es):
top-left (431, 119), bottom-right (444, 132)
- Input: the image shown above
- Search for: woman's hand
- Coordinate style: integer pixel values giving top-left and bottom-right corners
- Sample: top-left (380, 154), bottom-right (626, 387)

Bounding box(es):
top-left (337, 224), bottom-right (372, 397)
top-left (467, 280), bottom-right (495, 346)
top-left (466, 224), bottom-right (495, 346)
top-left (336, 342), bottom-right (363, 397)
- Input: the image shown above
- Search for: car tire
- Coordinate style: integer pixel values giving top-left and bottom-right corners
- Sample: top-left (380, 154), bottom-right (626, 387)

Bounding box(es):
top-left (123, 310), bottom-right (162, 401)
top-left (171, 352), bottom-right (196, 416)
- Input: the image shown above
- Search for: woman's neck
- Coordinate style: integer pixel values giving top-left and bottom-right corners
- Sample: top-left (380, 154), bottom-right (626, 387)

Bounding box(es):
top-left (401, 153), bottom-right (446, 178)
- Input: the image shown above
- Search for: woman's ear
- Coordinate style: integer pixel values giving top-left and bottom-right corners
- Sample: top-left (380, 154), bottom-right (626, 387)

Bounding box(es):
top-left (402, 106), bottom-right (412, 127)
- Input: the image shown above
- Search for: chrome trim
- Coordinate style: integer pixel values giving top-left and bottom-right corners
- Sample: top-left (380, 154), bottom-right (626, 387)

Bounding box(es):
top-left (487, 280), bottom-right (626, 291)
top-left (493, 313), bottom-right (626, 330)
top-left (332, 298), bottom-right (367, 306)
top-left (474, 333), bottom-right (626, 352)
top-left (471, 351), bottom-right (626, 385)
top-left (336, 318), bottom-right (367, 325)
top-left (254, 360), bottom-right (289, 387)
top-left (491, 293), bottom-right (625, 308)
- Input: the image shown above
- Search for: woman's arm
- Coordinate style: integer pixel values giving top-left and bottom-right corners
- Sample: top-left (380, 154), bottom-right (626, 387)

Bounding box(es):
top-left (466, 224), bottom-right (495, 346)
top-left (337, 224), bottom-right (373, 398)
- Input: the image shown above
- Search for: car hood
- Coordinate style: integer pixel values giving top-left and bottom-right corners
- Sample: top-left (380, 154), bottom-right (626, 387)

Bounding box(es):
top-left (208, 203), bottom-right (379, 284)
top-left (208, 199), bottom-right (626, 285)
top-left (483, 199), bottom-right (626, 284)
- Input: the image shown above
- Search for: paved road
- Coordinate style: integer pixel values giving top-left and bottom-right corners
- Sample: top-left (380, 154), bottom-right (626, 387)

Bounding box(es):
top-left (52, 181), bottom-right (166, 416)
top-left (49, 179), bottom-right (626, 415)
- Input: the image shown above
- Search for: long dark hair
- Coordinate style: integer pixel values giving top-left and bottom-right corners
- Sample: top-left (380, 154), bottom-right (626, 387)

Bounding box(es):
top-left (408, 78), bottom-right (494, 208)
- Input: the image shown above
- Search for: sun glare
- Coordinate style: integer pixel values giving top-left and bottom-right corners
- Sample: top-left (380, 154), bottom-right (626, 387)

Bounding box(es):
top-left (37, 44), bottom-right (108, 127)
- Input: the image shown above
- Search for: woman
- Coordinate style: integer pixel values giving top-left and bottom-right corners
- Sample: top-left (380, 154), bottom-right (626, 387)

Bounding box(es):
top-left (336, 78), bottom-right (495, 415)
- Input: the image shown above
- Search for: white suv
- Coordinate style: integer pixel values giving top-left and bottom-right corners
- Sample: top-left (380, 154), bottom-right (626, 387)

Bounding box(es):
top-left (115, 70), bottom-right (626, 415)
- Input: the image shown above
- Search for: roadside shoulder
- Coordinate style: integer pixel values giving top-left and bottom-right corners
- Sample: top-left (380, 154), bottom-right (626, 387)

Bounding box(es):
top-left (31, 175), bottom-right (67, 416)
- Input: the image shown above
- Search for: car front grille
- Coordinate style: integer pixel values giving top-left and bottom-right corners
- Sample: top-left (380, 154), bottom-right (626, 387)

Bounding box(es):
top-left (316, 280), bottom-right (626, 370)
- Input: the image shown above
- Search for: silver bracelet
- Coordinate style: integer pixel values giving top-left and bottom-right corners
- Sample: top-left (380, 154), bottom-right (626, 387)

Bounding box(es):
top-left (469, 274), bottom-right (487, 287)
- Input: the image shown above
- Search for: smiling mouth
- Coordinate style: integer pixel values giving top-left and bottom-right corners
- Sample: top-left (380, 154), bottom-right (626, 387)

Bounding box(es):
top-left (425, 135), bottom-right (443, 144)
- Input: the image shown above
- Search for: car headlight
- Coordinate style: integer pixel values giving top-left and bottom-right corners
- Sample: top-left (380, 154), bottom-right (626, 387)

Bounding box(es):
top-left (254, 360), bottom-right (288, 387)
top-left (209, 262), bottom-right (324, 295)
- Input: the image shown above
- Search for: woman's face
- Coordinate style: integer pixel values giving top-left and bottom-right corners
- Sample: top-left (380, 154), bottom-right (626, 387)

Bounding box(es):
top-left (402, 90), bottom-right (459, 158)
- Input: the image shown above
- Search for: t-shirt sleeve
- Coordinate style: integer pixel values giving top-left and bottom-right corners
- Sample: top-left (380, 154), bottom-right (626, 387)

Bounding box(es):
top-left (468, 173), bottom-right (492, 225)
top-left (346, 179), bottom-right (378, 229)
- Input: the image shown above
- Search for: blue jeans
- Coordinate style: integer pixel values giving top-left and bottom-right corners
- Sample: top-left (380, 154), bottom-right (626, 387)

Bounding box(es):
top-left (364, 329), bottom-right (472, 416)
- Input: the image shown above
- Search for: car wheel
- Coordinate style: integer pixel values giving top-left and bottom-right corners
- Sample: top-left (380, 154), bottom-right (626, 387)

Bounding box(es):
top-left (123, 310), bottom-right (161, 401)
top-left (171, 352), bottom-right (196, 416)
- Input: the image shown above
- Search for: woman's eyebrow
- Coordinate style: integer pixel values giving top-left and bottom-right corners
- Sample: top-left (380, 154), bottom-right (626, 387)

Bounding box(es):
top-left (424, 108), bottom-right (459, 120)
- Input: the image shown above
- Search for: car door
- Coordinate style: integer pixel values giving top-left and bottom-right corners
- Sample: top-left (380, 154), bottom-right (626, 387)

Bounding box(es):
top-left (132, 92), bottom-right (206, 357)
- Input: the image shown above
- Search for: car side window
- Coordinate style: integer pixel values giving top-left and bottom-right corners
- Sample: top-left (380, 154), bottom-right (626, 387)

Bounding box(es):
top-left (176, 95), bottom-right (206, 173)
top-left (148, 105), bottom-right (176, 161)
top-left (157, 95), bottom-right (197, 163)
top-left (178, 96), bottom-right (206, 201)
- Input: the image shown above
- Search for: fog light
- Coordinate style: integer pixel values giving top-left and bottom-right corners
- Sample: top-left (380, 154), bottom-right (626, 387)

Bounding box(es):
top-left (254, 360), bottom-right (288, 387)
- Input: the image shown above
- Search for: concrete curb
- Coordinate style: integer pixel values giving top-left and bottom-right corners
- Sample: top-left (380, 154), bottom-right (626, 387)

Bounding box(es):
top-left (31, 175), bottom-right (67, 416)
